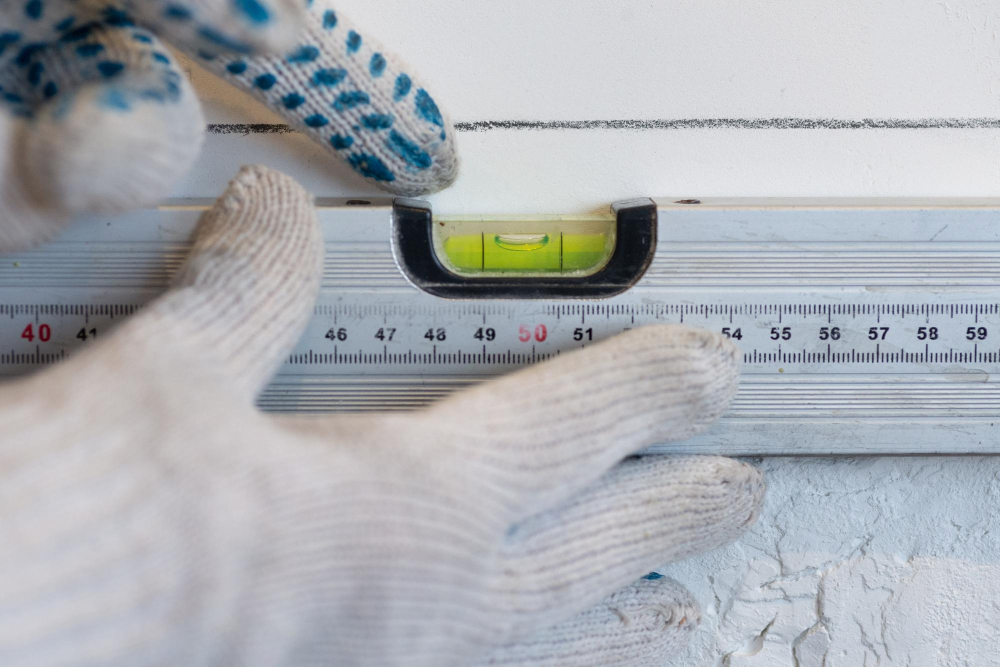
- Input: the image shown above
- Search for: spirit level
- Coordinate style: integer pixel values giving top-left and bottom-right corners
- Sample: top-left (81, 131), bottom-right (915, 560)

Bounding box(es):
top-left (2, 198), bottom-right (999, 455)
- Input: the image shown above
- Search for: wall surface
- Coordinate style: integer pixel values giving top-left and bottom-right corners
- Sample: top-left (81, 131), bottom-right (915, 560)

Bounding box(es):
top-left (174, 1), bottom-right (1000, 664)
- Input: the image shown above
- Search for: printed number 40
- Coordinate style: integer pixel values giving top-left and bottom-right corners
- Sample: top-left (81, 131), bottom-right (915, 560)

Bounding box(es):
top-left (21, 323), bottom-right (51, 342)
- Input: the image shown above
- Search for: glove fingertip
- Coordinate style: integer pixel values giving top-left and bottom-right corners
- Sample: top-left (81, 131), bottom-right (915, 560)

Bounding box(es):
top-left (693, 456), bottom-right (767, 535)
top-left (155, 164), bottom-right (322, 397)
top-left (479, 576), bottom-right (702, 667)
top-left (205, 3), bottom-right (461, 197)
top-left (622, 324), bottom-right (743, 440)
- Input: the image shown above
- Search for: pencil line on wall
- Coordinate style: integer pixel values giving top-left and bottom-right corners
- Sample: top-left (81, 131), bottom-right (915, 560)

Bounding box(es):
top-left (206, 118), bottom-right (1000, 135)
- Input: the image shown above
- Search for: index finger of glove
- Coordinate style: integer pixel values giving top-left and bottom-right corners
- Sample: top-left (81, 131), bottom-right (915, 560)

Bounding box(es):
top-left (188, 0), bottom-right (458, 196)
top-left (0, 109), bottom-right (69, 250)
top-left (103, 165), bottom-right (323, 401)
top-left (425, 325), bottom-right (741, 519)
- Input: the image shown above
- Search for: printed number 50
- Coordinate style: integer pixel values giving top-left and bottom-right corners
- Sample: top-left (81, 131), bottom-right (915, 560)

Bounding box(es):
top-left (519, 325), bottom-right (547, 343)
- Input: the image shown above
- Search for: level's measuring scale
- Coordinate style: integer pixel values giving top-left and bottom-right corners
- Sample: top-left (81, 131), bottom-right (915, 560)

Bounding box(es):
top-left (2, 198), bottom-right (999, 455)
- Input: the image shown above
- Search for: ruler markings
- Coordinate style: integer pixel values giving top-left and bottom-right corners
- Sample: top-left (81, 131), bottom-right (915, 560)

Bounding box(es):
top-left (7, 202), bottom-right (1000, 452)
top-left (3, 301), bottom-right (1000, 369)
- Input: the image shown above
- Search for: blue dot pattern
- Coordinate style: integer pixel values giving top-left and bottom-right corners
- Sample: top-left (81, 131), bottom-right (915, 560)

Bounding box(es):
top-left (304, 113), bottom-right (327, 127)
top-left (2, 0), bottom-right (287, 88)
top-left (282, 92), bottom-right (304, 109)
top-left (393, 73), bottom-right (411, 101)
top-left (0, 7), bottom-right (191, 120)
top-left (75, 43), bottom-right (104, 57)
top-left (233, 0), bottom-right (270, 25)
top-left (330, 134), bottom-right (353, 149)
top-left (206, 1), bottom-right (455, 190)
top-left (369, 53), bottom-right (385, 78)
top-left (25, 0), bottom-right (43, 20)
top-left (346, 30), bottom-right (361, 53)
top-left (313, 67), bottom-right (345, 87)
top-left (1, 0), bottom-right (454, 193)
top-left (164, 5), bottom-right (193, 21)
top-left (348, 152), bottom-right (393, 182)
top-left (287, 45), bottom-right (319, 63)
top-left (254, 73), bottom-right (276, 90)
top-left (361, 113), bottom-right (392, 130)
top-left (333, 90), bottom-right (369, 111)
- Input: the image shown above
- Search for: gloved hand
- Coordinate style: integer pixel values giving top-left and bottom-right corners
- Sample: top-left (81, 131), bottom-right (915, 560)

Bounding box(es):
top-left (0, 0), bottom-right (457, 249)
top-left (0, 166), bottom-right (765, 667)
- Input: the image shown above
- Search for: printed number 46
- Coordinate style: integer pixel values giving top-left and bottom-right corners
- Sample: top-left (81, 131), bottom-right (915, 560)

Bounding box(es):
top-left (326, 328), bottom-right (348, 341)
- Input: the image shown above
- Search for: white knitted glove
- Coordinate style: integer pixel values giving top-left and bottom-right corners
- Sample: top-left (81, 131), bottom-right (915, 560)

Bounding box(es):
top-left (0, 0), bottom-right (457, 249)
top-left (0, 166), bottom-right (765, 667)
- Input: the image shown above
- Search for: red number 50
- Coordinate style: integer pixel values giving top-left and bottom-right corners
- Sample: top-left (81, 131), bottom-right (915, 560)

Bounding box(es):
top-left (519, 324), bottom-right (548, 343)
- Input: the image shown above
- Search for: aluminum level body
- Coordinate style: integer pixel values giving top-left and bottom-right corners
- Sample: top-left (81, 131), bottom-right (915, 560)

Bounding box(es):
top-left (2, 198), bottom-right (1000, 455)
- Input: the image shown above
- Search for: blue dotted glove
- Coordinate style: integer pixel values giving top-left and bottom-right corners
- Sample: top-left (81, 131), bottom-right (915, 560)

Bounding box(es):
top-left (0, 0), bottom-right (458, 249)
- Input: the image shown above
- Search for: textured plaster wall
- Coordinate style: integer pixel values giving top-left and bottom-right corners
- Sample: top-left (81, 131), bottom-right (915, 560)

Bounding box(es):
top-left (667, 458), bottom-right (1000, 665)
top-left (172, 1), bottom-right (1000, 663)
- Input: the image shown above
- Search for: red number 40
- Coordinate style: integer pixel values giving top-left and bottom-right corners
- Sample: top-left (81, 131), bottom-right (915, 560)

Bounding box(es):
top-left (21, 323), bottom-right (51, 342)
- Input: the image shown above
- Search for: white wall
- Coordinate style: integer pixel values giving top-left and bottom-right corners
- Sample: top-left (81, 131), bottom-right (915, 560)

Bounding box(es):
top-left (176, 1), bottom-right (1000, 663)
